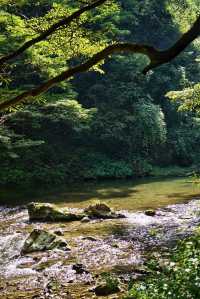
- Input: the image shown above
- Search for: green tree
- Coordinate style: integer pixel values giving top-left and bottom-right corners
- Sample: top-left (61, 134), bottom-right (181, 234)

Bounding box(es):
top-left (1, 0), bottom-right (200, 110)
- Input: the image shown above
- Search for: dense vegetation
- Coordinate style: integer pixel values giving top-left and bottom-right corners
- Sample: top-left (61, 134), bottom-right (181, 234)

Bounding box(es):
top-left (1, 0), bottom-right (200, 186)
top-left (125, 231), bottom-right (200, 299)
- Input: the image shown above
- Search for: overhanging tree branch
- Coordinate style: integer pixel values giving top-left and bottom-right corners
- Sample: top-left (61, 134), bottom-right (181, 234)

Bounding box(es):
top-left (0, 14), bottom-right (200, 111)
top-left (0, 0), bottom-right (107, 65)
top-left (0, 43), bottom-right (159, 110)
top-left (143, 14), bottom-right (200, 73)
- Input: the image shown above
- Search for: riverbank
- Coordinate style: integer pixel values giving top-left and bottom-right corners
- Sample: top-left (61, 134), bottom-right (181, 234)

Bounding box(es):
top-left (0, 164), bottom-right (197, 190)
top-left (125, 231), bottom-right (200, 299)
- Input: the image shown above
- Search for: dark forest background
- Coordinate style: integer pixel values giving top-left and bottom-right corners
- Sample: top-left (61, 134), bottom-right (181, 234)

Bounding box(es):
top-left (1, 0), bottom-right (200, 186)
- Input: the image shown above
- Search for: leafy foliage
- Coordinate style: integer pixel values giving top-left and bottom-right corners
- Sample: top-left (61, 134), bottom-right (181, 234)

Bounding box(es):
top-left (1, 0), bottom-right (200, 185)
top-left (125, 232), bottom-right (200, 299)
top-left (167, 84), bottom-right (200, 114)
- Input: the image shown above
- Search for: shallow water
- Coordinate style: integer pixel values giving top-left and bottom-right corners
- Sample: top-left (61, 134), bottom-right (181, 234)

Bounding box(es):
top-left (0, 177), bottom-right (200, 298)
top-left (1, 177), bottom-right (200, 209)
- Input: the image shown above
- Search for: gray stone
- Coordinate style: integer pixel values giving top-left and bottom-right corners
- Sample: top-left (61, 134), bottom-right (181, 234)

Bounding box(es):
top-left (145, 209), bottom-right (156, 217)
top-left (81, 216), bottom-right (90, 223)
top-left (21, 229), bottom-right (70, 254)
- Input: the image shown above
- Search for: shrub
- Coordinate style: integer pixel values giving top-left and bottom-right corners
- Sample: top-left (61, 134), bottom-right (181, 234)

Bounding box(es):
top-left (82, 153), bottom-right (134, 179)
top-left (125, 232), bottom-right (200, 299)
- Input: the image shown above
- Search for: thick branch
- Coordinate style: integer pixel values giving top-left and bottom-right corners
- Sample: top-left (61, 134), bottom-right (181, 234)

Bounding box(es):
top-left (0, 0), bottom-right (107, 65)
top-left (0, 43), bottom-right (159, 110)
top-left (1, 14), bottom-right (200, 111)
top-left (143, 15), bottom-right (200, 73)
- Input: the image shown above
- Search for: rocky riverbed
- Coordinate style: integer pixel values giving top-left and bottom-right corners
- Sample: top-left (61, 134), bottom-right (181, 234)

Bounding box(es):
top-left (0, 195), bottom-right (200, 299)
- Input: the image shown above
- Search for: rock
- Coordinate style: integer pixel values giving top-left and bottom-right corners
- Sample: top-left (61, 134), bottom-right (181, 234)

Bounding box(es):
top-left (72, 263), bottom-right (89, 274)
top-left (21, 229), bottom-right (70, 254)
top-left (27, 202), bottom-right (85, 222)
top-left (112, 243), bottom-right (119, 248)
top-left (82, 236), bottom-right (98, 242)
top-left (91, 274), bottom-right (120, 296)
top-left (54, 229), bottom-right (64, 236)
top-left (145, 209), bottom-right (156, 217)
top-left (81, 216), bottom-right (90, 223)
top-left (84, 203), bottom-right (125, 220)
top-left (33, 260), bottom-right (58, 271)
top-left (17, 261), bottom-right (36, 269)
top-left (92, 283), bottom-right (120, 296)
top-left (33, 256), bottom-right (41, 262)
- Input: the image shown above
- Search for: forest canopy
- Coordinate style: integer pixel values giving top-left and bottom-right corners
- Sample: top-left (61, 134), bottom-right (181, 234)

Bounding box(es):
top-left (0, 0), bottom-right (200, 110)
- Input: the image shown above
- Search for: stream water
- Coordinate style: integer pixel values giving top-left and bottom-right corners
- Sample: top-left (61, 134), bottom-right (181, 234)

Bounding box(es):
top-left (0, 177), bottom-right (200, 298)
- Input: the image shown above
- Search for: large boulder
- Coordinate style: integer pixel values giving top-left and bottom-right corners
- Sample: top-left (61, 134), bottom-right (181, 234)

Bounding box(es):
top-left (27, 202), bottom-right (85, 222)
top-left (84, 203), bottom-right (125, 219)
top-left (21, 229), bottom-right (70, 254)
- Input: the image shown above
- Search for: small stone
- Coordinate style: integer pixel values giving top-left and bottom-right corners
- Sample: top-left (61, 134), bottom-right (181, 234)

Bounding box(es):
top-left (33, 260), bottom-right (58, 271)
top-left (81, 216), bottom-right (90, 223)
top-left (112, 243), bottom-right (119, 248)
top-left (17, 261), bottom-right (36, 269)
top-left (33, 256), bottom-right (41, 262)
top-left (54, 229), bottom-right (64, 236)
top-left (72, 263), bottom-right (89, 274)
top-left (145, 209), bottom-right (156, 217)
top-left (82, 236), bottom-right (98, 242)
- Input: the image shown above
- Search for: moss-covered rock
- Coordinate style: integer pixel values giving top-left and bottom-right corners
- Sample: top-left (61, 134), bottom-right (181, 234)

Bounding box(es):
top-left (84, 202), bottom-right (125, 219)
top-left (93, 283), bottom-right (120, 296)
top-left (27, 202), bottom-right (85, 222)
top-left (92, 274), bottom-right (120, 296)
top-left (27, 202), bottom-right (125, 223)
top-left (21, 229), bottom-right (70, 254)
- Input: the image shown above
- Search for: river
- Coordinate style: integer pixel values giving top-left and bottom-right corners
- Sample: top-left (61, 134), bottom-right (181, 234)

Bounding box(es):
top-left (0, 177), bottom-right (200, 298)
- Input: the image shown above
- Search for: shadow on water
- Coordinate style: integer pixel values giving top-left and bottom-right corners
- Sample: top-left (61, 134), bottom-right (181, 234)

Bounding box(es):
top-left (0, 177), bottom-right (200, 211)
top-left (167, 192), bottom-right (200, 201)
top-left (0, 181), bottom-right (138, 205)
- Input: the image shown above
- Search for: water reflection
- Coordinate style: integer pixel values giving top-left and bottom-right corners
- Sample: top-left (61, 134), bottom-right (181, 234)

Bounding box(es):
top-left (0, 177), bottom-right (200, 211)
